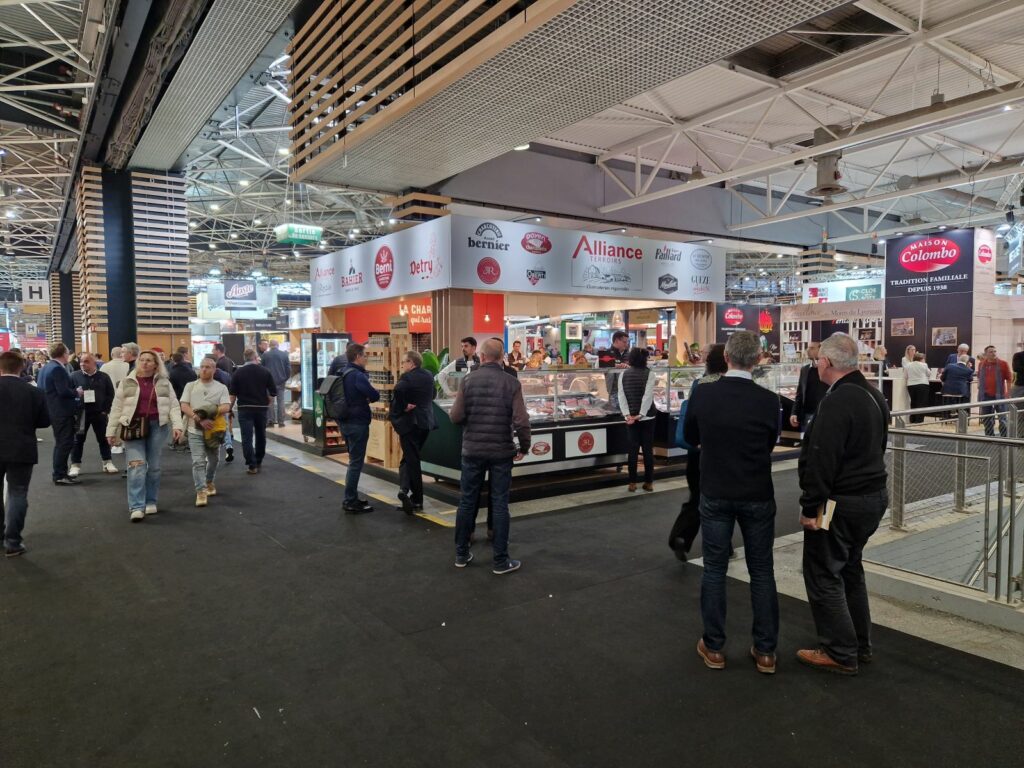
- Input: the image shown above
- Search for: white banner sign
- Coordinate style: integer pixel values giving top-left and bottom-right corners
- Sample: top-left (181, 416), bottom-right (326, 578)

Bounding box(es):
top-left (565, 428), bottom-right (607, 458)
top-left (450, 216), bottom-right (726, 301)
top-left (21, 279), bottom-right (49, 308)
top-left (310, 217), bottom-right (450, 307)
top-left (513, 434), bottom-right (554, 464)
top-left (781, 299), bottom-right (886, 323)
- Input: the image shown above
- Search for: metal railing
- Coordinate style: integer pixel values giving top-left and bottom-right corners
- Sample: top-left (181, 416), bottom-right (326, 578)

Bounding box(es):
top-left (873, 397), bottom-right (1024, 605)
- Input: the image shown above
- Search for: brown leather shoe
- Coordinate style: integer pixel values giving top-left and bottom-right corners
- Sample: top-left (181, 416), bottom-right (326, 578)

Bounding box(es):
top-left (750, 647), bottom-right (776, 674)
top-left (628, 483), bottom-right (637, 492)
top-left (642, 482), bottom-right (654, 492)
top-left (796, 648), bottom-right (857, 676)
top-left (697, 639), bottom-right (726, 670)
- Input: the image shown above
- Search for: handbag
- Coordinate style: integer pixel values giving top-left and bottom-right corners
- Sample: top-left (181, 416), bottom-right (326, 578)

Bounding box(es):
top-left (119, 379), bottom-right (156, 441)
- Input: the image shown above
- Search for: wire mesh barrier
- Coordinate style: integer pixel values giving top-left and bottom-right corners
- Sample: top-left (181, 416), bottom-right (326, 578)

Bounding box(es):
top-left (865, 398), bottom-right (1024, 606)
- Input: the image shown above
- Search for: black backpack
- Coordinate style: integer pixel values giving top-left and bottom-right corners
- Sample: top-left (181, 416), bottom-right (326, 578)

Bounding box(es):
top-left (319, 369), bottom-right (353, 421)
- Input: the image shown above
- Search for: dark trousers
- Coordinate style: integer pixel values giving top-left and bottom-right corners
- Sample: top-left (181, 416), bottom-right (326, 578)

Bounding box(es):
top-left (907, 384), bottom-right (930, 423)
top-left (699, 495), bottom-right (779, 653)
top-left (340, 422), bottom-right (370, 505)
top-left (669, 448), bottom-right (701, 550)
top-left (51, 413), bottom-right (75, 481)
top-left (802, 489), bottom-right (888, 667)
top-left (979, 393), bottom-right (1008, 437)
top-left (1, 461), bottom-right (34, 549)
top-left (455, 456), bottom-right (513, 567)
top-left (237, 408), bottom-right (268, 469)
top-left (625, 418), bottom-right (655, 484)
top-left (71, 411), bottom-right (112, 463)
top-left (398, 427), bottom-right (429, 505)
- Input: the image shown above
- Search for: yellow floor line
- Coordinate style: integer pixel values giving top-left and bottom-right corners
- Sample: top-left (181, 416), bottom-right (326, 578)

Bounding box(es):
top-left (416, 512), bottom-right (454, 527)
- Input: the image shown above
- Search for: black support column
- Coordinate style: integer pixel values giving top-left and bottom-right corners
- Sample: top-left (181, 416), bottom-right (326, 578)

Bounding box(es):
top-left (58, 271), bottom-right (76, 352)
top-left (101, 169), bottom-right (137, 350)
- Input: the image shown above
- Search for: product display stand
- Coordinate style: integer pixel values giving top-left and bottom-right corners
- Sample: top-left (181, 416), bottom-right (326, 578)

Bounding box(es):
top-left (365, 316), bottom-right (410, 468)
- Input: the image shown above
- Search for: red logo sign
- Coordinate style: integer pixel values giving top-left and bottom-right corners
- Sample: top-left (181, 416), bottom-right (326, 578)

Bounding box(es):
top-left (522, 232), bottom-right (552, 254)
top-left (572, 235), bottom-right (642, 260)
top-left (531, 441), bottom-right (551, 456)
top-left (898, 237), bottom-right (960, 273)
top-left (724, 308), bottom-right (744, 326)
top-left (477, 257), bottom-right (501, 285)
top-left (758, 309), bottom-right (774, 334)
top-left (374, 246), bottom-right (394, 289)
top-left (577, 432), bottom-right (595, 453)
top-left (977, 243), bottom-right (993, 264)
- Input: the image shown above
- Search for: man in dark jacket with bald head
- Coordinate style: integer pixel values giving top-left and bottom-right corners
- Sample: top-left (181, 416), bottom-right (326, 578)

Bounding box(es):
top-left (450, 338), bottom-right (530, 575)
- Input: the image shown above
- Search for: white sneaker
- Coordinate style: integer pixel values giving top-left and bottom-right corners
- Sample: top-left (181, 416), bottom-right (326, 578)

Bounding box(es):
top-left (68, 464), bottom-right (81, 478)
top-left (130, 509), bottom-right (145, 522)
top-left (102, 461), bottom-right (118, 474)
top-left (144, 503), bottom-right (158, 516)
top-left (111, 444), bottom-right (124, 454)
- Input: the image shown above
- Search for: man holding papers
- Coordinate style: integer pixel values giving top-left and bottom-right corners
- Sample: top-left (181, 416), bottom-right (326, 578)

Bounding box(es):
top-left (797, 333), bottom-right (889, 676)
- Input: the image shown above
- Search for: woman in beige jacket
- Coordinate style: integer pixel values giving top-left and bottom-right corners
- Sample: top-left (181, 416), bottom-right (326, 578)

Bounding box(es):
top-left (106, 350), bottom-right (184, 522)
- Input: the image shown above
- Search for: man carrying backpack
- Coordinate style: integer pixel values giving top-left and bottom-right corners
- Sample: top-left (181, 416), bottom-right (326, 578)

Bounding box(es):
top-left (330, 343), bottom-right (379, 513)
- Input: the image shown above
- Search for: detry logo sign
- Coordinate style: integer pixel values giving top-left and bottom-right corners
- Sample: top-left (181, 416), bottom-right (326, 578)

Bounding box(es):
top-left (374, 246), bottom-right (394, 289)
top-left (521, 232), bottom-right (551, 254)
top-left (898, 238), bottom-right (960, 273)
top-left (467, 222), bottom-right (508, 251)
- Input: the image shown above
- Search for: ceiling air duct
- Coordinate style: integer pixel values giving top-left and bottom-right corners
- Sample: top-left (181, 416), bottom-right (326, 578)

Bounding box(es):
top-left (807, 126), bottom-right (848, 197)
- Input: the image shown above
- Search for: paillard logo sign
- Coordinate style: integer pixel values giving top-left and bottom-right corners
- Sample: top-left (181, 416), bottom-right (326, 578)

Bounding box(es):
top-left (468, 222), bottom-right (508, 251)
top-left (654, 245), bottom-right (682, 261)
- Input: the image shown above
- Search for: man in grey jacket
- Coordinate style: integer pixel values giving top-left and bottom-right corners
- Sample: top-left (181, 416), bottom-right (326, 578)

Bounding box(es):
top-left (450, 338), bottom-right (531, 574)
top-left (261, 339), bottom-right (292, 427)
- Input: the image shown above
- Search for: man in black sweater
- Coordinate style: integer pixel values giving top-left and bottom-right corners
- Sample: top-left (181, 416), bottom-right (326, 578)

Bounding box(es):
top-left (0, 351), bottom-right (51, 556)
top-left (229, 348), bottom-right (277, 474)
top-left (789, 341), bottom-right (827, 432)
top-left (389, 350), bottom-right (436, 513)
top-left (70, 352), bottom-right (118, 476)
top-left (684, 330), bottom-right (781, 674)
top-left (797, 332), bottom-right (889, 676)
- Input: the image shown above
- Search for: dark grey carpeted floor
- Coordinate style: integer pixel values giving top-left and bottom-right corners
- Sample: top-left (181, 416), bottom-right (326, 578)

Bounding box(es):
top-left (3, 441), bottom-right (1022, 767)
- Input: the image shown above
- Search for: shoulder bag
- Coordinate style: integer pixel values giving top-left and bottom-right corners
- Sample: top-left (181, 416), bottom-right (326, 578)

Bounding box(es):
top-left (119, 379), bottom-right (156, 441)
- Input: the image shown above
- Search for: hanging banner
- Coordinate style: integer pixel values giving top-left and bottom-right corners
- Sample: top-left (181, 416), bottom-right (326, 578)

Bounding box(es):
top-left (256, 283), bottom-right (275, 309)
top-left (224, 279), bottom-right (258, 309)
top-left (449, 216), bottom-right (725, 301)
top-left (207, 282), bottom-right (225, 308)
top-left (884, 229), bottom-right (977, 368)
top-left (274, 223), bottom-right (324, 245)
top-left (309, 217), bottom-right (450, 307)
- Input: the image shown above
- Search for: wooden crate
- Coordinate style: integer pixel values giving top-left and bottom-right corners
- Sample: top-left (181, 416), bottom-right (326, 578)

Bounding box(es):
top-left (367, 414), bottom-right (401, 468)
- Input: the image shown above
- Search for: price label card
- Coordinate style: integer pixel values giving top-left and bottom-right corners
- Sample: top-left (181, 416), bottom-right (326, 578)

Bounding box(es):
top-left (83, 390), bottom-right (96, 404)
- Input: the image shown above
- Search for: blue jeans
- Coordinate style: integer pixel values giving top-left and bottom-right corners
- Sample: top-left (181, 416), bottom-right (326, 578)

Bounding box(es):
top-left (340, 422), bottom-right (370, 505)
top-left (1, 462), bottom-right (33, 549)
top-left (237, 408), bottom-right (268, 469)
top-left (271, 391), bottom-right (287, 425)
top-left (187, 431), bottom-right (221, 492)
top-left (699, 495), bottom-right (779, 653)
top-left (124, 421), bottom-right (169, 512)
top-left (455, 456), bottom-right (513, 567)
top-left (979, 393), bottom-right (1007, 437)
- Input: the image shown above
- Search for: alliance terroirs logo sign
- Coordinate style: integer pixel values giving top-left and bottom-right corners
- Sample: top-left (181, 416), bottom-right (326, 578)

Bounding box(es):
top-left (467, 222), bottom-right (509, 251)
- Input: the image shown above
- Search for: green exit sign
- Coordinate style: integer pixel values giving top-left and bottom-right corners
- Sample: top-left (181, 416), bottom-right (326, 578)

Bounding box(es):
top-left (274, 223), bottom-right (324, 245)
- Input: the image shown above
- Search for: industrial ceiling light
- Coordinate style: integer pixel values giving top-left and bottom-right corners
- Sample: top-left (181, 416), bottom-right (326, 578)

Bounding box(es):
top-left (208, 243), bottom-right (216, 250)
top-left (210, 203), bottom-right (220, 211)
top-left (239, 180), bottom-right (249, 187)
top-left (209, 268), bottom-right (221, 276)
top-left (998, 222), bottom-right (1011, 232)
top-left (188, 221), bottom-right (197, 228)
top-left (513, 143), bottom-right (530, 151)
top-left (284, 199), bottom-right (291, 205)
top-left (776, 253), bottom-right (783, 258)
top-left (253, 218), bottom-right (262, 225)
top-left (278, 147), bottom-right (289, 156)
top-left (252, 270), bottom-right (263, 277)
top-left (388, 218), bottom-right (397, 225)
top-left (352, 228), bottom-right (360, 234)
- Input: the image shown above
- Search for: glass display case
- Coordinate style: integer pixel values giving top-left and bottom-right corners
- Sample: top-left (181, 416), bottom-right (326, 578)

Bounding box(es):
top-left (300, 332), bottom-right (351, 455)
top-left (434, 362), bottom-right (706, 425)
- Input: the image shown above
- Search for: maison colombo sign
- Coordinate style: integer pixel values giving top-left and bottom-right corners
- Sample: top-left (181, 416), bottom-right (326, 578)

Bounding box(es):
top-left (309, 216), bottom-right (727, 307)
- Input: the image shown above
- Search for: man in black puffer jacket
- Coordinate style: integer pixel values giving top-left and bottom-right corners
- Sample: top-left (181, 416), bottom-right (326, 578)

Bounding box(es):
top-left (450, 338), bottom-right (530, 574)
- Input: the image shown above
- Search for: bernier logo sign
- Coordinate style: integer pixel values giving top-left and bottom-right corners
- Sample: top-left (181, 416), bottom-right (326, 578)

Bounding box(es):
top-left (467, 222), bottom-right (508, 251)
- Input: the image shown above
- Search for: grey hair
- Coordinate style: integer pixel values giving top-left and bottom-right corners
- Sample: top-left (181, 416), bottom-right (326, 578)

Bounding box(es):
top-left (958, 344), bottom-right (969, 352)
top-left (724, 331), bottom-right (761, 370)
top-left (121, 342), bottom-right (140, 359)
top-left (958, 354), bottom-right (970, 364)
top-left (821, 332), bottom-right (860, 370)
top-left (243, 347), bottom-right (259, 362)
top-left (480, 337), bottom-right (504, 362)
top-left (110, 346), bottom-right (123, 360)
